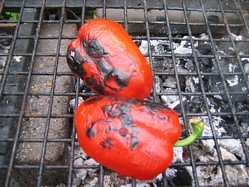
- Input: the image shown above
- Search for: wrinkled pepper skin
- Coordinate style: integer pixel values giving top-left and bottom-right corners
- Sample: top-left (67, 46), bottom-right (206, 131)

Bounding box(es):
top-left (74, 96), bottom-right (181, 180)
top-left (67, 19), bottom-right (153, 100)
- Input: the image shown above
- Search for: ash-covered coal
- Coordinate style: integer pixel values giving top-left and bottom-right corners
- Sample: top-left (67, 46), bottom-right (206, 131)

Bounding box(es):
top-left (135, 33), bottom-right (249, 186)
top-left (209, 49), bottom-right (248, 102)
top-left (0, 33), bottom-right (12, 72)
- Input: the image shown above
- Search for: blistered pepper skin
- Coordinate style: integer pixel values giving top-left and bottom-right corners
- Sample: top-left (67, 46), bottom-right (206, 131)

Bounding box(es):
top-left (74, 96), bottom-right (181, 180)
top-left (67, 19), bottom-right (153, 100)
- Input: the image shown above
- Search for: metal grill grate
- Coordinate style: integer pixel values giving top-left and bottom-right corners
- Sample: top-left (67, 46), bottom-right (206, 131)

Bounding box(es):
top-left (0, 0), bottom-right (249, 186)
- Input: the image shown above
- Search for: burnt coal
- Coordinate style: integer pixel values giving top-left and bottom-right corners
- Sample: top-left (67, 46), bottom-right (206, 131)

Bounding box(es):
top-left (209, 56), bottom-right (248, 102)
top-left (184, 59), bottom-right (195, 72)
top-left (186, 95), bottom-right (204, 113)
top-left (197, 43), bottom-right (214, 73)
top-left (0, 33), bottom-right (12, 48)
top-left (168, 166), bottom-right (192, 186)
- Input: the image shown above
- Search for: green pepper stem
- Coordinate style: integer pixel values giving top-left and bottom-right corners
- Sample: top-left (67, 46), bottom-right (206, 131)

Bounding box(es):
top-left (174, 118), bottom-right (205, 147)
top-left (93, 10), bottom-right (98, 19)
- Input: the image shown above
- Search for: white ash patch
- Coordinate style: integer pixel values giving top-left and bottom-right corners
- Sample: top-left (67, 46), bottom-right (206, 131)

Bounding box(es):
top-left (240, 122), bottom-right (249, 137)
top-left (0, 57), bottom-right (7, 69)
top-left (13, 56), bottom-right (22, 62)
top-left (220, 147), bottom-right (237, 161)
top-left (165, 169), bottom-right (177, 179)
top-left (225, 165), bottom-right (249, 185)
top-left (69, 97), bottom-right (84, 112)
top-left (230, 33), bottom-right (243, 41)
top-left (70, 51), bottom-right (75, 58)
top-left (197, 164), bottom-right (248, 186)
top-left (174, 36), bottom-right (193, 54)
top-left (246, 139), bottom-right (249, 147)
top-left (138, 40), bottom-right (149, 55)
top-left (196, 165), bottom-right (224, 185)
top-left (84, 158), bottom-right (98, 166)
top-left (83, 177), bottom-right (98, 187)
top-left (213, 94), bottom-right (223, 100)
top-left (185, 77), bottom-right (198, 92)
top-left (163, 76), bottom-right (177, 88)
top-left (241, 57), bottom-right (249, 62)
top-left (218, 139), bottom-right (245, 160)
top-left (226, 75), bottom-right (239, 87)
top-left (228, 62), bottom-right (238, 72)
top-left (161, 90), bottom-right (186, 109)
top-left (74, 158), bottom-right (87, 182)
top-left (173, 147), bottom-right (184, 163)
top-left (200, 33), bottom-right (209, 40)
top-left (195, 117), bottom-right (248, 185)
top-left (154, 75), bottom-right (161, 93)
top-left (138, 39), bottom-right (172, 55)
top-left (244, 63), bottom-right (249, 74)
top-left (201, 116), bottom-right (225, 137)
top-left (74, 144), bottom-right (87, 160)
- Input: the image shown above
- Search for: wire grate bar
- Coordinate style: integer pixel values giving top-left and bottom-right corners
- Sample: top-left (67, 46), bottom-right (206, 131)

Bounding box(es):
top-left (3, 0), bottom-right (46, 186)
top-left (1, 0), bottom-right (248, 186)
top-left (0, 0), bottom-right (26, 100)
top-left (216, 0), bottom-right (249, 162)
top-left (182, 1), bottom-right (229, 186)
top-left (35, 0), bottom-right (67, 186)
top-left (163, 0), bottom-right (199, 186)
top-left (143, 0), bottom-right (157, 100)
top-left (198, 0), bottom-right (249, 185)
top-left (67, 0), bottom-right (86, 186)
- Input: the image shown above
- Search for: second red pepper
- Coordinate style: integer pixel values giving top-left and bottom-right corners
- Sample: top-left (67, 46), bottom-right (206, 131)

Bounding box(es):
top-left (66, 19), bottom-right (153, 100)
top-left (74, 96), bottom-right (182, 180)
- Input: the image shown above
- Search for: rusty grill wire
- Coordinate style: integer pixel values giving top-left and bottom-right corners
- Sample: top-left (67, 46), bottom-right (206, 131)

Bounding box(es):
top-left (0, 0), bottom-right (249, 186)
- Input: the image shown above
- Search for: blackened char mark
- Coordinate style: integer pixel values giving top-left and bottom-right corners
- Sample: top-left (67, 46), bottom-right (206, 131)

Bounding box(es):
top-left (119, 113), bottom-right (133, 126)
top-left (158, 114), bottom-right (168, 121)
top-left (104, 68), bottom-right (130, 91)
top-left (84, 38), bottom-right (108, 58)
top-left (103, 105), bottom-right (112, 114)
top-left (130, 136), bottom-right (139, 150)
top-left (103, 103), bottom-right (121, 118)
top-left (108, 110), bottom-right (121, 118)
top-left (103, 103), bottom-right (132, 120)
top-left (86, 126), bottom-right (95, 138)
top-left (85, 77), bottom-right (96, 86)
top-left (66, 47), bottom-right (88, 79)
top-left (95, 84), bottom-right (105, 94)
top-left (100, 137), bottom-right (113, 149)
top-left (97, 59), bottom-right (112, 76)
top-left (103, 105), bottom-right (111, 113)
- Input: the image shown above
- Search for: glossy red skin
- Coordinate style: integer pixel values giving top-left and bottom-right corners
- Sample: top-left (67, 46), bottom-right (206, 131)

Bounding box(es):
top-left (74, 96), bottom-right (181, 180)
top-left (67, 19), bottom-right (153, 100)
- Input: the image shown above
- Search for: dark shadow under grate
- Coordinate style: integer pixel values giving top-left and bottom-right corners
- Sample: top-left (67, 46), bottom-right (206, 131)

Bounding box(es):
top-left (0, 0), bottom-right (249, 186)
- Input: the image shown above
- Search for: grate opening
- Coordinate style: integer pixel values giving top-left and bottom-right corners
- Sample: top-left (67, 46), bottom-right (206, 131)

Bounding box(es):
top-left (0, 0), bottom-right (249, 186)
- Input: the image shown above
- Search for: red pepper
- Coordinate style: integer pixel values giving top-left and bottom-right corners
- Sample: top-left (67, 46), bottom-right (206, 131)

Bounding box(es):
top-left (74, 96), bottom-right (205, 180)
top-left (66, 19), bottom-right (153, 100)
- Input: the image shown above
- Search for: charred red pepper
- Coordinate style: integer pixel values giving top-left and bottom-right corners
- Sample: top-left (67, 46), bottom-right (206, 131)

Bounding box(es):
top-left (74, 96), bottom-right (204, 180)
top-left (66, 19), bottom-right (153, 100)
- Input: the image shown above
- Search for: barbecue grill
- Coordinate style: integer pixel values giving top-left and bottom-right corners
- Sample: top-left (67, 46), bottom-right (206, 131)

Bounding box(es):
top-left (0, 0), bottom-right (249, 186)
